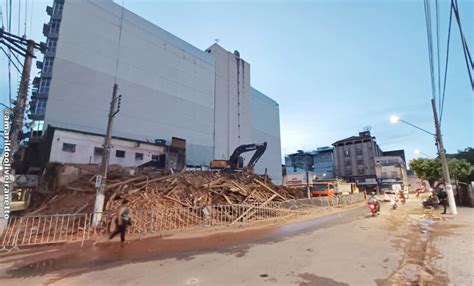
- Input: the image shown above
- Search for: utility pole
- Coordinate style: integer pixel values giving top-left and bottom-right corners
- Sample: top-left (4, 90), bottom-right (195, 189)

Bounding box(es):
top-left (431, 98), bottom-right (457, 215)
top-left (92, 84), bottom-right (121, 225)
top-left (10, 40), bottom-right (35, 160)
top-left (0, 29), bottom-right (45, 163)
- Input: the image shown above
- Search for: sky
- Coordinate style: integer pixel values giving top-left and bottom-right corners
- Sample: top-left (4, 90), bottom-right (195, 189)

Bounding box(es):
top-left (0, 0), bottom-right (472, 165)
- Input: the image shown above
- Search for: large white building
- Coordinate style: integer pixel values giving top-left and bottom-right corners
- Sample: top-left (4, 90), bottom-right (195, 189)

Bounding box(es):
top-left (27, 0), bottom-right (282, 184)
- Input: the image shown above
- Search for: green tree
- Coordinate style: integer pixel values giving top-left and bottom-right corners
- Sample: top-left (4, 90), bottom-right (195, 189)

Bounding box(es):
top-left (448, 158), bottom-right (473, 183)
top-left (410, 157), bottom-right (473, 186)
top-left (409, 158), bottom-right (442, 187)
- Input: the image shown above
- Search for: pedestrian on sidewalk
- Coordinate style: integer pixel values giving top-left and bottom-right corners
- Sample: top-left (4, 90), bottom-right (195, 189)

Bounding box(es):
top-left (437, 187), bottom-right (448, 214)
top-left (109, 199), bottom-right (132, 245)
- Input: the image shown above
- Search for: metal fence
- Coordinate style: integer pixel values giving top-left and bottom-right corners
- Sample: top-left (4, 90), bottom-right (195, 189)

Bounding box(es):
top-left (1, 193), bottom-right (365, 250)
top-left (1, 213), bottom-right (91, 250)
top-left (1, 204), bottom-right (298, 249)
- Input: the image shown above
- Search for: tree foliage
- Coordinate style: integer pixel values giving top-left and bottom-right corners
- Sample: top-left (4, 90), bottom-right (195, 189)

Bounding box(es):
top-left (409, 158), bottom-right (442, 186)
top-left (448, 158), bottom-right (473, 182)
top-left (409, 157), bottom-right (473, 185)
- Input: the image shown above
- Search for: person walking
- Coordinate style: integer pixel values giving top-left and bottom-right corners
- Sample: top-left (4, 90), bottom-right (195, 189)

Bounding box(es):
top-left (109, 199), bottom-right (132, 245)
top-left (436, 187), bottom-right (448, 214)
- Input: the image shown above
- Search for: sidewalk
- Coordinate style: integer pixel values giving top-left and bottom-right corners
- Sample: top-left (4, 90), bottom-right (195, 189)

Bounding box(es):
top-left (433, 207), bottom-right (474, 285)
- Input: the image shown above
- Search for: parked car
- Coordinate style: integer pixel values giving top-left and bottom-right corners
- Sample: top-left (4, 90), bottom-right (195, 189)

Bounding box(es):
top-left (384, 191), bottom-right (395, 202)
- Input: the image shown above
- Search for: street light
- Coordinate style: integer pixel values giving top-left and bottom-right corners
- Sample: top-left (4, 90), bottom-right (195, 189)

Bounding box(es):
top-left (389, 115), bottom-right (435, 137)
top-left (389, 110), bottom-right (457, 215)
top-left (414, 149), bottom-right (433, 159)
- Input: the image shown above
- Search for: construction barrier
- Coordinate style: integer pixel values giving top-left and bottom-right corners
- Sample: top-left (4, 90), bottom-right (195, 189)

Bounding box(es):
top-left (1, 204), bottom-right (298, 250)
top-left (1, 193), bottom-right (365, 250)
top-left (1, 213), bottom-right (91, 250)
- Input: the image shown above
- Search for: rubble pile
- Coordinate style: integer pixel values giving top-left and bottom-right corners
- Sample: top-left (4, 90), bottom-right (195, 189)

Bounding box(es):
top-left (29, 168), bottom-right (305, 215)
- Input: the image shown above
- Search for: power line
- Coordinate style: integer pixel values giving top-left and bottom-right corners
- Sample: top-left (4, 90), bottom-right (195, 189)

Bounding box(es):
top-left (424, 0), bottom-right (437, 101)
top-left (114, 0), bottom-right (125, 84)
top-left (0, 47), bottom-right (22, 73)
top-left (435, 0), bottom-right (441, 112)
top-left (440, 5), bottom-right (453, 125)
top-left (29, 0), bottom-right (32, 37)
top-left (23, 0), bottom-right (27, 36)
top-left (452, 0), bottom-right (473, 89)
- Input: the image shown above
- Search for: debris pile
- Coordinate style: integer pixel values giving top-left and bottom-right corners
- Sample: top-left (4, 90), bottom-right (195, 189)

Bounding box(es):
top-left (29, 168), bottom-right (305, 215)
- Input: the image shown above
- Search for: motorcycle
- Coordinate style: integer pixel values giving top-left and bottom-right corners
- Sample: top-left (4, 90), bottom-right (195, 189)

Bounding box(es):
top-left (390, 196), bottom-right (398, 210)
top-left (368, 202), bottom-right (379, 216)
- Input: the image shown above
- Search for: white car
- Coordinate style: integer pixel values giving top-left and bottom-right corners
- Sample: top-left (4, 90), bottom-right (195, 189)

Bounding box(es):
top-left (384, 191), bottom-right (396, 202)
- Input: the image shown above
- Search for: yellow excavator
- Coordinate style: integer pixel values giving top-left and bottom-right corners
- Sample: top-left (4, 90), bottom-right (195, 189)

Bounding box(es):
top-left (210, 142), bottom-right (267, 171)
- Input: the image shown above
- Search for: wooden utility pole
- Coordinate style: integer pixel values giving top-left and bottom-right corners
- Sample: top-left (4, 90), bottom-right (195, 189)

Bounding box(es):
top-left (92, 84), bottom-right (121, 225)
top-left (431, 98), bottom-right (457, 215)
top-left (10, 40), bottom-right (35, 159)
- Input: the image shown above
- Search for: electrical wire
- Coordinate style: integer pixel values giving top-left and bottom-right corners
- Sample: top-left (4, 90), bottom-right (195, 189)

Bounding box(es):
top-left (29, 0), bottom-right (32, 37)
top-left (452, 0), bottom-right (473, 89)
top-left (439, 5), bottom-right (453, 125)
top-left (114, 0), bottom-right (125, 84)
top-left (17, 0), bottom-right (20, 37)
top-left (7, 0), bottom-right (12, 106)
top-left (424, 0), bottom-right (437, 101)
top-left (1, 47), bottom-right (22, 73)
top-left (23, 0), bottom-right (27, 36)
top-left (435, 0), bottom-right (441, 112)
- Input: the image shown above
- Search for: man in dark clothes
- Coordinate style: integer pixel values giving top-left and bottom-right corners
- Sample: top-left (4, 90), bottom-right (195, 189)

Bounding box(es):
top-left (109, 199), bottom-right (132, 244)
top-left (437, 187), bottom-right (448, 214)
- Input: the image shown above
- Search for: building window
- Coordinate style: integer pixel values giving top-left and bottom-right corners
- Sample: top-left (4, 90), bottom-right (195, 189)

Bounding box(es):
top-left (381, 172), bottom-right (387, 178)
top-left (357, 159), bottom-right (363, 165)
top-left (39, 78), bottom-right (50, 93)
top-left (43, 57), bottom-right (54, 73)
top-left (346, 169), bottom-right (353, 175)
top-left (46, 39), bottom-right (57, 53)
top-left (344, 150), bottom-right (350, 156)
top-left (31, 120), bottom-right (45, 137)
top-left (52, 2), bottom-right (63, 15)
top-left (358, 169), bottom-right (365, 174)
top-left (33, 98), bottom-right (47, 115)
top-left (135, 152), bottom-right (144, 160)
top-left (62, 143), bottom-right (76, 152)
top-left (152, 155), bottom-right (159, 161)
top-left (356, 149), bottom-right (362, 155)
top-left (94, 147), bottom-right (103, 156)
top-left (115, 150), bottom-right (125, 158)
top-left (50, 19), bottom-right (61, 34)
top-left (345, 160), bottom-right (351, 166)
top-left (391, 171), bottom-right (398, 178)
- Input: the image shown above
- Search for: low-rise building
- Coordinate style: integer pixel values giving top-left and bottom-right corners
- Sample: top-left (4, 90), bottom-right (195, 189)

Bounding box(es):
top-left (332, 131), bottom-right (383, 192)
top-left (375, 156), bottom-right (408, 193)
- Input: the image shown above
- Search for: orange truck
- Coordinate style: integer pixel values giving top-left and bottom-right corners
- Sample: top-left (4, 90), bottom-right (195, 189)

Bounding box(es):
top-left (310, 180), bottom-right (357, 197)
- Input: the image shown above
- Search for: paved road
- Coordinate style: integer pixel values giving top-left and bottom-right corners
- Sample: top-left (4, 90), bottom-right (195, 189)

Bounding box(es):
top-left (0, 199), bottom-right (472, 285)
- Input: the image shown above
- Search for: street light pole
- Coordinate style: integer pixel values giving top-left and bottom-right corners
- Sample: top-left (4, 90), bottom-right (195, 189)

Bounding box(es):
top-left (431, 98), bottom-right (457, 215)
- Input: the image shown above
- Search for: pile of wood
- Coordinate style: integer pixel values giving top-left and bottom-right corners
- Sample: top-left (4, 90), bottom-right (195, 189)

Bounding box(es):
top-left (29, 170), bottom-right (305, 216)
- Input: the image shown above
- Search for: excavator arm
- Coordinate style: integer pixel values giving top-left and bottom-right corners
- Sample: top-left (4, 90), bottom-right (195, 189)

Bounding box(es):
top-left (228, 142), bottom-right (267, 170)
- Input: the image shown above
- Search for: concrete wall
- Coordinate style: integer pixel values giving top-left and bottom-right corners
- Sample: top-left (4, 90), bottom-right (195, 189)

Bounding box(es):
top-left (49, 129), bottom-right (165, 166)
top-left (44, 0), bottom-right (215, 165)
top-left (250, 88), bottom-right (282, 185)
top-left (208, 44), bottom-right (252, 160)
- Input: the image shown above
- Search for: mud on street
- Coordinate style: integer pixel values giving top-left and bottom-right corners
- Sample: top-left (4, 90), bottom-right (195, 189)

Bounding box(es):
top-left (0, 199), bottom-right (472, 286)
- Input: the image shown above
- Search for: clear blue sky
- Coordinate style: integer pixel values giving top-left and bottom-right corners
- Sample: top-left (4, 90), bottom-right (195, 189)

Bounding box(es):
top-left (1, 0), bottom-right (472, 164)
